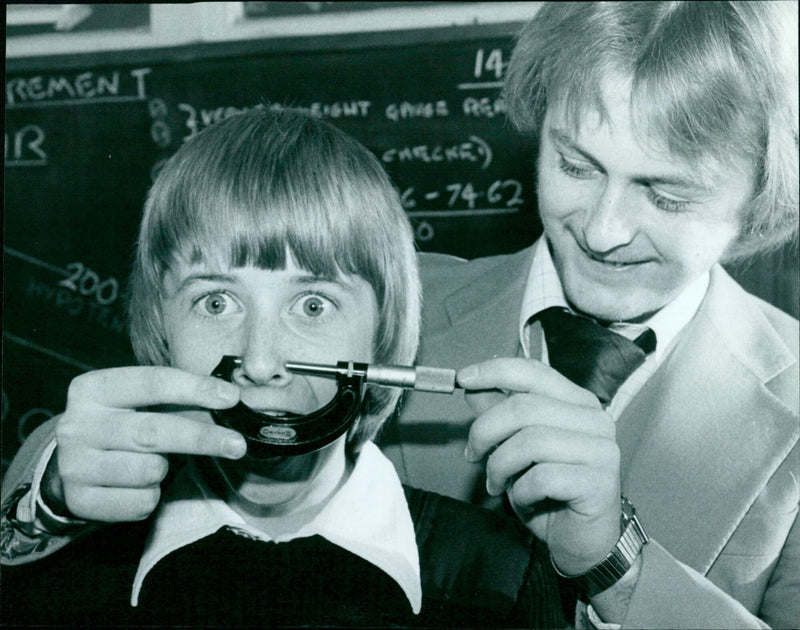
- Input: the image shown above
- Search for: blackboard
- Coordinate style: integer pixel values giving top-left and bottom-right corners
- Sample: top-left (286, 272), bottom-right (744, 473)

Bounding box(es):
top-left (3, 26), bottom-right (542, 469)
top-left (3, 26), bottom-right (797, 470)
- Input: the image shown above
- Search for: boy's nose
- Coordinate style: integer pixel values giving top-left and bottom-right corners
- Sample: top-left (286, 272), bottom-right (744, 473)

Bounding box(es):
top-left (233, 320), bottom-right (293, 388)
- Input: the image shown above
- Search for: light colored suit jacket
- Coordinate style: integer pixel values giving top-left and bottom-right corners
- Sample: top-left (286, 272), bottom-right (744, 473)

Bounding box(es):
top-left (380, 246), bottom-right (799, 629)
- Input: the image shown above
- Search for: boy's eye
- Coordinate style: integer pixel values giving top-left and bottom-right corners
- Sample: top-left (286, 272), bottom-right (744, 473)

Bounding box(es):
top-left (301, 295), bottom-right (326, 317)
top-left (290, 293), bottom-right (336, 321)
top-left (203, 293), bottom-right (229, 316)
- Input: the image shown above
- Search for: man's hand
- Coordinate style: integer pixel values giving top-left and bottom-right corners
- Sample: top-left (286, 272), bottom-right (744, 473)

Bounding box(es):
top-left (46, 366), bottom-right (245, 523)
top-left (458, 357), bottom-right (621, 576)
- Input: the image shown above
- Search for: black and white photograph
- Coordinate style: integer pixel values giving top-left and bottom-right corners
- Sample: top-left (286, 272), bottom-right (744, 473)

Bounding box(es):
top-left (2, 2), bottom-right (798, 628)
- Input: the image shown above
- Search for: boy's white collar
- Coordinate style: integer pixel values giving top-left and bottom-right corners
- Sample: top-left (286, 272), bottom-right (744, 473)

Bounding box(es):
top-left (131, 441), bottom-right (422, 614)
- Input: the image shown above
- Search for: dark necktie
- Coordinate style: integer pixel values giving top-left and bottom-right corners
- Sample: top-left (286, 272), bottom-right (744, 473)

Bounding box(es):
top-left (534, 306), bottom-right (656, 405)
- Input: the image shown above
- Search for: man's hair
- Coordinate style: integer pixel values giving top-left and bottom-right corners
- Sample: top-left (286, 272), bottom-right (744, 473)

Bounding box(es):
top-left (503, 1), bottom-right (798, 260)
top-left (127, 107), bottom-right (420, 450)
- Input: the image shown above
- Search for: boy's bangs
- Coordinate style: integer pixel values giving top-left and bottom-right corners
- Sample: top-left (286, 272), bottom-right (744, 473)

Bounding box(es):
top-left (153, 151), bottom-right (374, 284)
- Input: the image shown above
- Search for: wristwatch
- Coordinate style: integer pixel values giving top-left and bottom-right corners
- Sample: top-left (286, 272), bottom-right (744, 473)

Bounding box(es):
top-left (552, 495), bottom-right (649, 598)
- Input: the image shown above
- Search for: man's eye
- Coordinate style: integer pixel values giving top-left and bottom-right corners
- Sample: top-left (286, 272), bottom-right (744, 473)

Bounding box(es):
top-left (646, 187), bottom-right (691, 213)
top-left (558, 155), bottom-right (597, 179)
top-left (203, 293), bottom-right (229, 316)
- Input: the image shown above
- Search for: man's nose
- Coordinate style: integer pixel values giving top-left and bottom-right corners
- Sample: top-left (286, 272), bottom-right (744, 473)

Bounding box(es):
top-left (581, 182), bottom-right (637, 253)
top-left (232, 316), bottom-right (293, 388)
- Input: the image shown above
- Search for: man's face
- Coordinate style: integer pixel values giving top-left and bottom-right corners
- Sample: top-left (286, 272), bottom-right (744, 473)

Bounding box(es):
top-left (537, 78), bottom-right (755, 322)
top-left (160, 249), bottom-right (377, 511)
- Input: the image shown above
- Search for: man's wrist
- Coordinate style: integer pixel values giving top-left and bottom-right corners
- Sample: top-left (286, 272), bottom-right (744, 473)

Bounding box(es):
top-left (587, 552), bottom-right (642, 625)
top-left (552, 496), bottom-right (648, 599)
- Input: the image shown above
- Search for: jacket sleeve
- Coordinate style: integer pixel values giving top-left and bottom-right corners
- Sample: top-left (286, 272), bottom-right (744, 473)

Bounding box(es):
top-left (1, 416), bottom-right (94, 565)
top-left (620, 433), bottom-right (799, 630)
top-left (620, 538), bottom-right (789, 629)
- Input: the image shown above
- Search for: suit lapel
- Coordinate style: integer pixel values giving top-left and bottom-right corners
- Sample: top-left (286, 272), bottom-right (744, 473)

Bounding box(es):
top-left (436, 247), bottom-right (534, 363)
top-left (617, 266), bottom-right (798, 574)
top-left (385, 248), bottom-right (534, 502)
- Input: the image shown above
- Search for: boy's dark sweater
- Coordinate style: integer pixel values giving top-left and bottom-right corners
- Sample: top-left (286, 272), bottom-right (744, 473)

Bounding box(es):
top-left (1, 486), bottom-right (566, 628)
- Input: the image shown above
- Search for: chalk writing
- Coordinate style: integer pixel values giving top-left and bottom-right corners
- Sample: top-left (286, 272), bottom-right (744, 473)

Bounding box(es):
top-left (148, 98), bottom-right (168, 119)
top-left (5, 68), bottom-right (151, 108)
top-left (457, 48), bottom-right (508, 90)
top-left (400, 178), bottom-right (524, 212)
top-left (178, 100), bottom-right (372, 142)
top-left (385, 101), bottom-right (449, 122)
top-left (382, 135), bottom-right (492, 169)
top-left (179, 103), bottom-right (260, 141)
top-left (462, 96), bottom-right (506, 118)
top-left (306, 100), bottom-right (371, 119)
top-left (4, 124), bottom-right (47, 166)
top-left (149, 98), bottom-right (172, 148)
top-left (473, 48), bottom-right (508, 80)
top-left (414, 221), bottom-right (435, 242)
top-left (57, 262), bottom-right (120, 306)
top-left (27, 278), bottom-right (126, 334)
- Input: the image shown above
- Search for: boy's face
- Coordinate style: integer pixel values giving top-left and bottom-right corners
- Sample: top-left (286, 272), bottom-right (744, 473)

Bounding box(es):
top-left (537, 74), bottom-right (755, 323)
top-left (160, 249), bottom-right (377, 512)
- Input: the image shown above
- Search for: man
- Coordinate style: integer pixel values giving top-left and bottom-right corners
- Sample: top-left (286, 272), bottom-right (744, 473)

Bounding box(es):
top-left (381, 2), bottom-right (798, 628)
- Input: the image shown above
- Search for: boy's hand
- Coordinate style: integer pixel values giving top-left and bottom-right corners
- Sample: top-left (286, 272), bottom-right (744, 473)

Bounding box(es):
top-left (458, 357), bottom-right (621, 577)
top-left (46, 367), bottom-right (244, 523)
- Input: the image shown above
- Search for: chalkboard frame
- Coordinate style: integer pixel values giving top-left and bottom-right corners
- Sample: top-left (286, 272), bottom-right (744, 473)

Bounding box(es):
top-left (6, 21), bottom-right (528, 72)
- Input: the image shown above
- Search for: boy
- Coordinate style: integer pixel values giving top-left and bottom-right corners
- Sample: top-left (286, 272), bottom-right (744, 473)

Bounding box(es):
top-left (1, 108), bottom-right (563, 628)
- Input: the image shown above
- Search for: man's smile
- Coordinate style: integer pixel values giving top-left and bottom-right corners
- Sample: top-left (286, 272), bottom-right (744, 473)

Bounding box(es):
top-left (571, 235), bottom-right (654, 272)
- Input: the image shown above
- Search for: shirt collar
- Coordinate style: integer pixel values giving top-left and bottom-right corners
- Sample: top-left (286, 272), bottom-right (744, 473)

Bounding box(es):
top-left (518, 238), bottom-right (569, 350)
top-left (519, 236), bottom-right (709, 360)
top-left (132, 441), bottom-right (421, 614)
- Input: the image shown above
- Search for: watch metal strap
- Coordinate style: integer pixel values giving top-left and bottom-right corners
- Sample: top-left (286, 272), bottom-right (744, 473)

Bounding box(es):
top-left (552, 496), bottom-right (649, 598)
